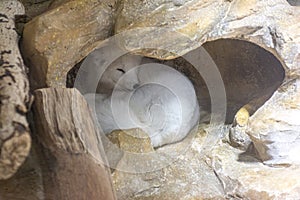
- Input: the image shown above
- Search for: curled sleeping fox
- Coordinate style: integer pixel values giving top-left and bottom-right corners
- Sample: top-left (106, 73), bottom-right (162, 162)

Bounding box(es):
top-left (84, 54), bottom-right (199, 148)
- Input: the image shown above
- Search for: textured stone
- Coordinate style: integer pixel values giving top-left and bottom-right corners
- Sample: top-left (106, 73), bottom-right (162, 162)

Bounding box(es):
top-left (116, 0), bottom-right (300, 164)
top-left (115, 0), bottom-right (299, 66)
top-left (228, 91), bottom-right (278, 150)
top-left (112, 125), bottom-right (300, 199)
top-left (112, 126), bottom-right (225, 200)
top-left (105, 0), bottom-right (300, 198)
top-left (210, 138), bottom-right (300, 199)
top-left (229, 107), bottom-right (251, 150)
top-left (103, 129), bottom-right (154, 169)
top-left (115, 0), bottom-right (230, 59)
top-left (115, 0), bottom-right (300, 166)
top-left (20, 0), bottom-right (52, 19)
top-left (247, 77), bottom-right (300, 166)
top-left (22, 0), bottom-right (116, 89)
top-left (108, 128), bottom-right (154, 153)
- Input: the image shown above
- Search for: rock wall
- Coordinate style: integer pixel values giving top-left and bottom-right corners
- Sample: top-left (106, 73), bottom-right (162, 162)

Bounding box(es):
top-left (0, 0), bottom-right (299, 199)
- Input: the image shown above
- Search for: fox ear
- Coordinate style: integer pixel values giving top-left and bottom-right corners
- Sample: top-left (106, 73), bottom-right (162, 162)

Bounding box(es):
top-left (116, 68), bottom-right (126, 74)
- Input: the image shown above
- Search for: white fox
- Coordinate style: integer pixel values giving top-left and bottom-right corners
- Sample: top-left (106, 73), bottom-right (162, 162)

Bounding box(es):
top-left (84, 55), bottom-right (199, 147)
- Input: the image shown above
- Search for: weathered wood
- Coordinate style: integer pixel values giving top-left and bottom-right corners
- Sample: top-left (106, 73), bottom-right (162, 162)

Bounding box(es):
top-left (0, 141), bottom-right (44, 200)
top-left (33, 88), bottom-right (116, 200)
top-left (0, 0), bottom-right (32, 180)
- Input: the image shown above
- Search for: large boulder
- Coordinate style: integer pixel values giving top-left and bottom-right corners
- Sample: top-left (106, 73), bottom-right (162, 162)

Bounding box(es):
top-left (22, 0), bottom-right (117, 89)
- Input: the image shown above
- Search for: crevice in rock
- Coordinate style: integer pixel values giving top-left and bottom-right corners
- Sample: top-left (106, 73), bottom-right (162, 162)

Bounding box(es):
top-left (66, 59), bottom-right (82, 88)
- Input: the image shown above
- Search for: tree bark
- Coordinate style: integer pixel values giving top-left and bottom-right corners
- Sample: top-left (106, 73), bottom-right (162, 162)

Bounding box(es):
top-left (33, 88), bottom-right (116, 200)
top-left (0, 0), bottom-right (32, 180)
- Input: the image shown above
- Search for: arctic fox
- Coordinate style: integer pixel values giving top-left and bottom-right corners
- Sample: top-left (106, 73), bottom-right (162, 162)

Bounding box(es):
top-left (84, 56), bottom-right (199, 147)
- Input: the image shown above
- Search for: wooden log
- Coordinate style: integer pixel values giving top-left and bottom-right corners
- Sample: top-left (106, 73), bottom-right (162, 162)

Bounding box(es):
top-left (33, 88), bottom-right (116, 200)
top-left (0, 141), bottom-right (44, 200)
top-left (0, 0), bottom-right (32, 180)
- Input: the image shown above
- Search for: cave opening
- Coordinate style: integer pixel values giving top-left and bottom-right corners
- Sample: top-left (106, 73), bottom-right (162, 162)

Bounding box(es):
top-left (142, 39), bottom-right (286, 124)
top-left (201, 39), bottom-right (285, 123)
top-left (287, 0), bottom-right (300, 6)
top-left (67, 39), bottom-right (285, 125)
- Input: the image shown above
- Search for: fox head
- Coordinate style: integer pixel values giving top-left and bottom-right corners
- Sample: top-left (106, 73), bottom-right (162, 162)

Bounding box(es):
top-left (97, 54), bottom-right (144, 94)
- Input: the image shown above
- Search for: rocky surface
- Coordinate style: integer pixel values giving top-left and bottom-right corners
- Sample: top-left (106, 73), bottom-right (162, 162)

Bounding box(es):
top-left (115, 0), bottom-right (300, 166)
top-left (111, 125), bottom-right (224, 200)
top-left (103, 129), bottom-right (154, 170)
top-left (106, 0), bottom-right (300, 198)
top-left (20, 0), bottom-right (52, 19)
top-left (115, 0), bottom-right (230, 59)
top-left (111, 124), bottom-right (300, 200)
top-left (22, 0), bottom-right (117, 89)
top-left (247, 77), bottom-right (300, 166)
top-left (9, 0), bottom-right (300, 199)
top-left (210, 138), bottom-right (300, 200)
top-left (115, 0), bottom-right (299, 68)
top-left (107, 129), bottom-right (154, 153)
top-left (229, 107), bottom-right (252, 150)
